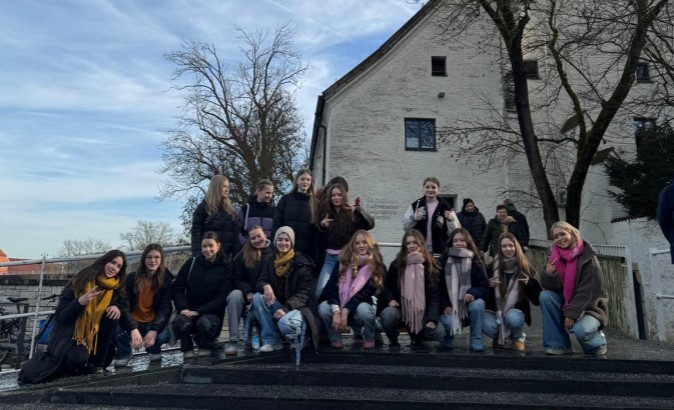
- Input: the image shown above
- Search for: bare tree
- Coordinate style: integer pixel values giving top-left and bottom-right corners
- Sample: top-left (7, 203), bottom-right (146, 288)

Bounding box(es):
top-left (120, 220), bottom-right (177, 251)
top-left (426, 0), bottom-right (672, 231)
top-left (57, 238), bottom-right (112, 272)
top-left (160, 24), bottom-right (307, 229)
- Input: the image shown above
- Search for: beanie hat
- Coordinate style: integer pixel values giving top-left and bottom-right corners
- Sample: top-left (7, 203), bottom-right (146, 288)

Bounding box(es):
top-left (274, 226), bottom-right (295, 248)
top-left (463, 198), bottom-right (474, 206)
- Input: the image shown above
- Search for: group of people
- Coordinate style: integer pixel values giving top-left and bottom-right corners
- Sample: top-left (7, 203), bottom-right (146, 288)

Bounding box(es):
top-left (18, 170), bottom-right (610, 384)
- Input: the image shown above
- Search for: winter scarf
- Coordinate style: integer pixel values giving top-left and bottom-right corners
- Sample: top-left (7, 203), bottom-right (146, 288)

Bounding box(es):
top-left (551, 240), bottom-right (585, 312)
top-left (492, 256), bottom-right (522, 345)
top-left (445, 247), bottom-right (473, 336)
top-left (274, 249), bottom-right (295, 278)
top-left (338, 254), bottom-right (372, 308)
top-left (401, 252), bottom-right (426, 334)
top-left (73, 275), bottom-right (119, 355)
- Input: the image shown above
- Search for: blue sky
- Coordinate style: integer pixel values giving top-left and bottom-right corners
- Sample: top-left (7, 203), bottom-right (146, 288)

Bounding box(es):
top-left (0, 0), bottom-right (420, 259)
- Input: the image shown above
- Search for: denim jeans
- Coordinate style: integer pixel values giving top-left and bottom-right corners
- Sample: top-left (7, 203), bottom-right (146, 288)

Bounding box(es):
top-left (114, 322), bottom-right (170, 358)
top-left (315, 253), bottom-right (339, 300)
top-left (482, 309), bottom-right (526, 342)
top-left (540, 290), bottom-right (607, 353)
top-left (250, 293), bottom-right (307, 345)
top-left (437, 298), bottom-right (486, 347)
top-left (226, 289), bottom-right (245, 342)
top-left (318, 301), bottom-right (376, 342)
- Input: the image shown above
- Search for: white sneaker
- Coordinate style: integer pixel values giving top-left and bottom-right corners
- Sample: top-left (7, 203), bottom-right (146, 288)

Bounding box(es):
top-left (259, 343), bottom-right (283, 352)
top-left (113, 356), bottom-right (132, 367)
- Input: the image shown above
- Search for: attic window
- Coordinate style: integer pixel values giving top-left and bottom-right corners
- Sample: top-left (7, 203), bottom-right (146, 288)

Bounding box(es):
top-left (405, 118), bottom-right (436, 151)
top-left (523, 60), bottom-right (540, 79)
top-left (431, 57), bottom-right (447, 76)
top-left (635, 62), bottom-right (650, 83)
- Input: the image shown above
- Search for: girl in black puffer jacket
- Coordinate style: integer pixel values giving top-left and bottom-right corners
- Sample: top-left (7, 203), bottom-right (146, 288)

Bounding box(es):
top-left (191, 175), bottom-right (241, 257)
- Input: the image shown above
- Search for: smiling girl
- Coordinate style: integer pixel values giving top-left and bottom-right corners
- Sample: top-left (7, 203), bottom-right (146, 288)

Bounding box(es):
top-left (19, 250), bottom-right (129, 383)
top-left (318, 230), bottom-right (385, 349)
top-left (540, 221), bottom-right (608, 356)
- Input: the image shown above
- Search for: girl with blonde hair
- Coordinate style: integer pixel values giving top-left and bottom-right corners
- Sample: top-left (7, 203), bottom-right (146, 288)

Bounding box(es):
top-left (191, 175), bottom-right (241, 257)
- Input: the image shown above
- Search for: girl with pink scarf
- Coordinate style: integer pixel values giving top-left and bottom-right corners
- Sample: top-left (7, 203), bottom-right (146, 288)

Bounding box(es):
top-left (379, 230), bottom-right (442, 349)
top-left (318, 230), bottom-right (385, 349)
top-left (540, 221), bottom-right (608, 356)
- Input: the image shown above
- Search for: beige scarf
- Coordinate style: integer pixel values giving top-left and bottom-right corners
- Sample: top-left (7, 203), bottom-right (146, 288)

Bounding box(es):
top-left (492, 256), bottom-right (522, 345)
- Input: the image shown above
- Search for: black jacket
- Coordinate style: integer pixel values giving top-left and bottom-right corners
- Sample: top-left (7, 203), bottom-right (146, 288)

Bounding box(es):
top-left (172, 253), bottom-right (233, 324)
top-left (507, 207), bottom-right (530, 247)
top-left (122, 269), bottom-right (174, 333)
top-left (273, 191), bottom-right (318, 259)
top-left (233, 243), bottom-right (273, 297)
top-left (256, 251), bottom-right (319, 350)
top-left (456, 206), bottom-right (487, 246)
top-left (191, 200), bottom-right (241, 257)
top-left (318, 206), bottom-right (375, 251)
top-left (379, 260), bottom-right (440, 325)
top-left (403, 196), bottom-right (456, 254)
top-left (657, 181), bottom-right (674, 263)
top-left (236, 195), bottom-right (276, 244)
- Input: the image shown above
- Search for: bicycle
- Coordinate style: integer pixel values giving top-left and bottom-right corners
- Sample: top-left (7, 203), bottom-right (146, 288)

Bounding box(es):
top-left (0, 293), bottom-right (58, 367)
top-left (0, 297), bottom-right (30, 367)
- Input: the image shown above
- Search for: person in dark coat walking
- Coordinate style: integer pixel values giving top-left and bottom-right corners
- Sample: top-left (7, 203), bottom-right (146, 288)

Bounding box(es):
top-left (173, 232), bottom-right (234, 359)
top-left (657, 176), bottom-right (674, 264)
top-left (18, 250), bottom-right (130, 384)
top-left (236, 179), bottom-right (275, 244)
top-left (456, 198), bottom-right (487, 246)
top-left (504, 198), bottom-right (530, 249)
top-left (191, 175), bottom-right (241, 257)
top-left (481, 205), bottom-right (523, 257)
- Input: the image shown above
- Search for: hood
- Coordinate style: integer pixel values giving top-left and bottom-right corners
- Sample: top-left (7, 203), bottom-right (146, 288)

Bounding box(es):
top-left (248, 194), bottom-right (272, 208)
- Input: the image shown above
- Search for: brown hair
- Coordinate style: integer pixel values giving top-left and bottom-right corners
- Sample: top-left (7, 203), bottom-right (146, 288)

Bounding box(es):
top-left (394, 229), bottom-right (439, 288)
top-left (242, 225), bottom-right (267, 268)
top-left (67, 250), bottom-right (127, 296)
top-left (134, 243), bottom-right (167, 295)
top-left (446, 228), bottom-right (485, 267)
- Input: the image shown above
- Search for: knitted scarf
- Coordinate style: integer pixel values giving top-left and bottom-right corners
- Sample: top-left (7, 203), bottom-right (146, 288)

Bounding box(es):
top-left (401, 252), bottom-right (426, 334)
top-left (445, 247), bottom-right (473, 336)
top-left (72, 275), bottom-right (119, 354)
top-left (492, 256), bottom-right (522, 345)
top-left (274, 249), bottom-right (295, 278)
top-left (338, 254), bottom-right (372, 308)
top-left (551, 240), bottom-right (584, 312)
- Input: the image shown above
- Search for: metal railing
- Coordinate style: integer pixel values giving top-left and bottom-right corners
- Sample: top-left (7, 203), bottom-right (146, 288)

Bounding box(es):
top-left (0, 246), bottom-right (191, 360)
top-left (649, 247), bottom-right (673, 341)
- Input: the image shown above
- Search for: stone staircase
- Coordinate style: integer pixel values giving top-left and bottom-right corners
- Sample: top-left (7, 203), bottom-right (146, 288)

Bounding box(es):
top-left (39, 350), bottom-right (674, 409)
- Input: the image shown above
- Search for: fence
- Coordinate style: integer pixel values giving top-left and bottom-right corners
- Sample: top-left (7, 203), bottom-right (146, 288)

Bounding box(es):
top-left (0, 246), bottom-right (192, 363)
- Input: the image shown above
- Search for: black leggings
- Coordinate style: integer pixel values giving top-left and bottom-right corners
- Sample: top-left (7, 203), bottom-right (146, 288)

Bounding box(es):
top-left (172, 314), bottom-right (221, 351)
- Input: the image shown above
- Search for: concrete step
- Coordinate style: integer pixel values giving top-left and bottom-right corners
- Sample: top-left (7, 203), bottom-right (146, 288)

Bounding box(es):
top-left (49, 383), bottom-right (674, 409)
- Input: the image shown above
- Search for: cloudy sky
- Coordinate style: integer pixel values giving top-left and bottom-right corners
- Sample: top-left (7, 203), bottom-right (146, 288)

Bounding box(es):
top-left (0, 0), bottom-right (420, 259)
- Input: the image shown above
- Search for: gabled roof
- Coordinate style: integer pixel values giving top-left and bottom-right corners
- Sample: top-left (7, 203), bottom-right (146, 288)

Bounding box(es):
top-left (321, 0), bottom-right (440, 100)
top-left (310, 0), bottom-right (440, 171)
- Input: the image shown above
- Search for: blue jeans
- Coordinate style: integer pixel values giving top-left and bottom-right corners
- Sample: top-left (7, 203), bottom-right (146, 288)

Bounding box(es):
top-left (437, 298), bottom-right (485, 347)
top-left (540, 290), bottom-right (607, 353)
top-left (315, 253), bottom-right (339, 300)
top-left (114, 323), bottom-right (170, 358)
top-left (318, 301), bottom-right (376, 342)
top-left (250, 293), bottom-right (306, 345)
top-left (482, 309), bottom-right (526, 342)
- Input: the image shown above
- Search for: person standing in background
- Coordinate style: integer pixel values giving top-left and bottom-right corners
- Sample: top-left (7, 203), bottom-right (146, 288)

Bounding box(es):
top-left (456, 198), bottom-right (487, 247)
top-left (504, 199), bottom-right (530, 250)
top-left (657, 175), bottom-right (674, 264)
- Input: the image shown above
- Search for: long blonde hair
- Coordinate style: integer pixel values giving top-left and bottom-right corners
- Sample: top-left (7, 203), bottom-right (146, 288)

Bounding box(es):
top-left (205, 175), bottom-right (235, 221)
top-left (292, 168), bottom-right (318, 224)
top-left (337, 230), bottom-right (385, 289)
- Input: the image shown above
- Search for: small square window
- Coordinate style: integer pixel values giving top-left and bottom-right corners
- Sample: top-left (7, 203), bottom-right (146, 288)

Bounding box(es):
top-left (405, 118), bottom-right (436, 151)
top-left (633, 117), bottom-right (656, 149)
top-left (635, 62), bottom-right (650, 82)
top-left (523, 60), bottom-right (539, 79)
top-left (431, 56), bottom-right (447, 76)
